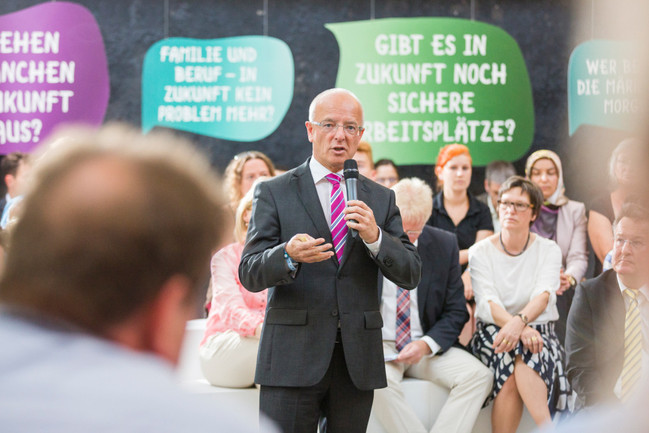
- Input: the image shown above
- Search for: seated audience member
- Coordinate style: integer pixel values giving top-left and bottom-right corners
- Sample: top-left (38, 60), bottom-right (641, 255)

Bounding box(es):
top-left (0, 152), bottom-right (31, 229)
top-left (589, 138), bottom-right (644, 274)
top-left (566, 201), bottom-right (649, 410)
top-left (477, 160), bottom-right (516, 232)
top-left (428, 144), bottom-right (494, 345)
top-left (224, 150), bottom-right (275, 213)
top-left (352, 140), bottom-right (376, 178)
top-left (373, 178), bottom-right (492, 433)
top-left (374, 158), bottom-right (400, 188)
top-left (526, 150), bottom-right (588, 345)
top-left (470, 176), bottom-right (571, 431)
top-left (200, 183), bottom-right (268, 388)
top-left (0, 124), bottom-right (265, 432)
top-left (207, 151), bottom-right (275, 312)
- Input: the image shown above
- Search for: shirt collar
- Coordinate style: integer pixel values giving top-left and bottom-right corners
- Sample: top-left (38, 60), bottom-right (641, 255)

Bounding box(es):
top-left (434, 191), bottom-right (481, 217)
top-left (617, 274), bottom-right (649, 300)
top-left (309, 157), bottom-right (342, 184)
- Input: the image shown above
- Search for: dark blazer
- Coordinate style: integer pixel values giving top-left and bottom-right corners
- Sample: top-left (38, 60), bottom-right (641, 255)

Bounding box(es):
top-left (380, 226), bottom-right (468, 351)
top-left (239, 159), bottom-right (421, 390)
top-left (565, 269), bottom-right (625, 409)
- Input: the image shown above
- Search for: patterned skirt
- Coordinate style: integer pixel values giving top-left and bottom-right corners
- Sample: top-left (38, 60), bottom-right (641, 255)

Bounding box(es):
top-left (470, 321), bottom-right (572, 413)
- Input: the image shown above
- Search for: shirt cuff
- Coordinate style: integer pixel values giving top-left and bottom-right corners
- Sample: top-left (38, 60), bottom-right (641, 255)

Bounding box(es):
top-left (420, 335), bottom-right (441, 357)
top-left (363, 227), bottom-right (382, 257)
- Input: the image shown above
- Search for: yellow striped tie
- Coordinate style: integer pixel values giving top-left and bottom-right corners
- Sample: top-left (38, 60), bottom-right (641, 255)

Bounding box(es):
top-left (621, 288), bottom-right (643, 401)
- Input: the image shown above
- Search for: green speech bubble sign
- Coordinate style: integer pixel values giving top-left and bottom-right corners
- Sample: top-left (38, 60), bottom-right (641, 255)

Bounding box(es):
top-left (568, 40), bottom-right (641, 136)
top-left (326, 18), bottom-right (534, 166)
top-left (142, 36), bottom-right (293, 141)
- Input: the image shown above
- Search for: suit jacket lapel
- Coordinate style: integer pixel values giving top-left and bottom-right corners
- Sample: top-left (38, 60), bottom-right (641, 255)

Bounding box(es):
top-left (415, 230), bottom-right (431, 321)
top-left (604, 271), bottom-right (625, 344)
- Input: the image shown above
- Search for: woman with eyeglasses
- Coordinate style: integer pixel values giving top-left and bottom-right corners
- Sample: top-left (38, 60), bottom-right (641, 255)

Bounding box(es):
top-left (200, 182), bottom-right (269, 388)
top-left (588, 138), bottom-right (644, 274)
top-left (469, 176), bottom-right (571, 432)
top-left (427, 144), bottom-right (494, 345)
top-left (525, 150), bottom-right (587, 345)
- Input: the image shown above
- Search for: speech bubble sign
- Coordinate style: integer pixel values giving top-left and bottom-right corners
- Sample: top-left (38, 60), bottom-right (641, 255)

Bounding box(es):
top-left (326, 18), bottom-right (534, 166)
top-left (142, 36), bottom-right (294, 141)
top-left (568, 40), bottom-right (641, 135)
top-left (0, 2), bottom-right (109, 153)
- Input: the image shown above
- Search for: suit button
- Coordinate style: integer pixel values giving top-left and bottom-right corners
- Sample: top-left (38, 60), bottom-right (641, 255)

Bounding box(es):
top-left (332, 310), bottom-right (339, 317)
top-left (383, 257), bottom-right (394, 267)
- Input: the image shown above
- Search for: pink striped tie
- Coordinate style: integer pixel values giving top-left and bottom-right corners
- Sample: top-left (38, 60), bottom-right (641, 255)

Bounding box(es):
top-left (325, 173), bottom-right (347, 263)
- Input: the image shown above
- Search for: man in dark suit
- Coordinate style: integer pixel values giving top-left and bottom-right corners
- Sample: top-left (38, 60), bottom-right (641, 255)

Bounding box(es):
top-left (373, 178), bottom-right (492, 433)
top-left (239, 88), bottom-right (421, 433)
top-left (566, 201), bottom-right (649, 410)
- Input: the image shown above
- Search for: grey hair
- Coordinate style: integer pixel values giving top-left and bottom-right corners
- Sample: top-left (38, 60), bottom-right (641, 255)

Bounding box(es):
top-left (609, 137), bottom-right (641, 186)
top-left (391, 177), bottom-right (434, 226)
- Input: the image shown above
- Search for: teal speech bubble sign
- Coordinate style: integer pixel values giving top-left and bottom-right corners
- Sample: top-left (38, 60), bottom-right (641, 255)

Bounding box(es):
top-left (568, 40), bottom-right (641, 136)
top-left (142, 36), bottom-right (293, 141)
top-left (326, 18), bottom-right (534, 166)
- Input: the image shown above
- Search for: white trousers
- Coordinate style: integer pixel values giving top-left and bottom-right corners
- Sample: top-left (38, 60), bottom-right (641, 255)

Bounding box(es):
top-left (199, 330), bottom-right (259, 388)
top-left (373, 342), bottom-right (493, 433)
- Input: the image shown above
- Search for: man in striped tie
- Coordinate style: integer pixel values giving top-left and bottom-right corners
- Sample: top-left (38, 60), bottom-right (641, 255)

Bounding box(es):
top-left (566, 200), bottom-right (649, 410)
top-left (240, 88), bottom-right (421, 433)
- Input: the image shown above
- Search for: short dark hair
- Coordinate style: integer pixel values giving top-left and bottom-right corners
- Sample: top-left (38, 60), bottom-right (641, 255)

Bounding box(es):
top-left (485, 160), bottom-right (516, 185)
top-left (1, 152), bottom-right (29, 179)
top-left (0, 124), bottom-right (225, 335)
top-left (498, 175), bottom-right (543, 223)
top-left (375, 158), bottom-right (399, 175)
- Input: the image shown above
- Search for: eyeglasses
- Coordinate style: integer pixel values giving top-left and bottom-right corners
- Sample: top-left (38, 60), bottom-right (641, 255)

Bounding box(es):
top-left (614, 237), bottom-right (647, 251)
top-left (310, 121), bottom-right (364, 136)
top-left (497, 200), bottom-right (534, 212)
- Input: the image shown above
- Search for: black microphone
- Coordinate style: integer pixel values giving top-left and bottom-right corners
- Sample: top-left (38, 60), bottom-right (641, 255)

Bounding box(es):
top-left (343, 159), bottom-right (359, 238)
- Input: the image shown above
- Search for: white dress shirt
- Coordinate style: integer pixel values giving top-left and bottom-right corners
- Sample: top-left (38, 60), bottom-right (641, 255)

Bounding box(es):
top-left (380, 240), bottom-right (441, 356)
top-left (308, 157), bottom-right (381, 255)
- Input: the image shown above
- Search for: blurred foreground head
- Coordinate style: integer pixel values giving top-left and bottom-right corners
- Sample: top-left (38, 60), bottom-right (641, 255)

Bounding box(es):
top-left (0, 123), bottom-right (224, 362)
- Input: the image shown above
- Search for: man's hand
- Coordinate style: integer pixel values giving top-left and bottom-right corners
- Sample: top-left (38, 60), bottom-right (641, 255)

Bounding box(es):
top-left (344, 199), bottom-right (379, 243)
top-left (285, 233), bottom-right (333, 263)
top-left (396, 340), bottom-right (431, 365)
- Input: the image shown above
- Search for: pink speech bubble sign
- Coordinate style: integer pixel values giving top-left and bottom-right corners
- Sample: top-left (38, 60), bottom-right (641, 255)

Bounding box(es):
top-left (0, 2), bottom-right (109, 153)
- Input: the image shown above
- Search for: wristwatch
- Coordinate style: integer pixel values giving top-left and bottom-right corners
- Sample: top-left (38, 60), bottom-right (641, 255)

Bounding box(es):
top-left (515, 313), bottom-right (529, 325)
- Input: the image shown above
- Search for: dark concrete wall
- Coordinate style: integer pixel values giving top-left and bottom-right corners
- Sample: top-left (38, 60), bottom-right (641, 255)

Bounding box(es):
top-left (3, 0), bottom-right (607, 201)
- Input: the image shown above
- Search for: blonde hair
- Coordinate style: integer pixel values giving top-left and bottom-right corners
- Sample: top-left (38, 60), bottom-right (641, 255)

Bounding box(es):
top-left (223, 151), bottom-right (275, 211)
top-left (233, 177), bottom-right (268, 243)
top-left (392, 178), bottom-right (434, 227)
top-left (356, 141), bottom-right (374, 169)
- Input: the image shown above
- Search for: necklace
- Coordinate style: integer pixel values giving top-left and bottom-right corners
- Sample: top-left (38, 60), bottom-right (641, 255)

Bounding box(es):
top-left (499, 232), bottom-right (531, 257)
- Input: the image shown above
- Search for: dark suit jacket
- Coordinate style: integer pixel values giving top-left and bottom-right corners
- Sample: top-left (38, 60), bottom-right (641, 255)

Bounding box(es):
top-left (239, 159), bottom-right (421, 390)
top-left (566, 269), bottom-right (625, 408)
top-left (380, 226), bottom-right (468, 352)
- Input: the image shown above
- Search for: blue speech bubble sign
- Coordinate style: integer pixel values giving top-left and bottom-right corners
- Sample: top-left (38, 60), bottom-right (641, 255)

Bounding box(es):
top-left (568, 40), bottom-right (641, 135)
top-left (142, 36), bottom-right (294, 141)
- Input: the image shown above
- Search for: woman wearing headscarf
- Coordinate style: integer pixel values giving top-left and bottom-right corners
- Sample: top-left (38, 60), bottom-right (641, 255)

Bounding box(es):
top-left (525, 150), bottom-right (587, 344)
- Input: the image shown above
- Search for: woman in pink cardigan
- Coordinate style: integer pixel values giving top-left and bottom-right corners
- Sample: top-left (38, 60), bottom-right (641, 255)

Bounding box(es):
top-left (199, 184), bottom-right (268, 388)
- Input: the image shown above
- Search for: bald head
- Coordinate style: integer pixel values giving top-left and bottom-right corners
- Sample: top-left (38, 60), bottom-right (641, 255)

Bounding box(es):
top-left (0, 124), bottom-right (225, 336)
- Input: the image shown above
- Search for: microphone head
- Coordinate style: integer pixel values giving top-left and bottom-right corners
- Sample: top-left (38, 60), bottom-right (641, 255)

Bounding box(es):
top-left (343, 159), bottom-right (359, 179)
